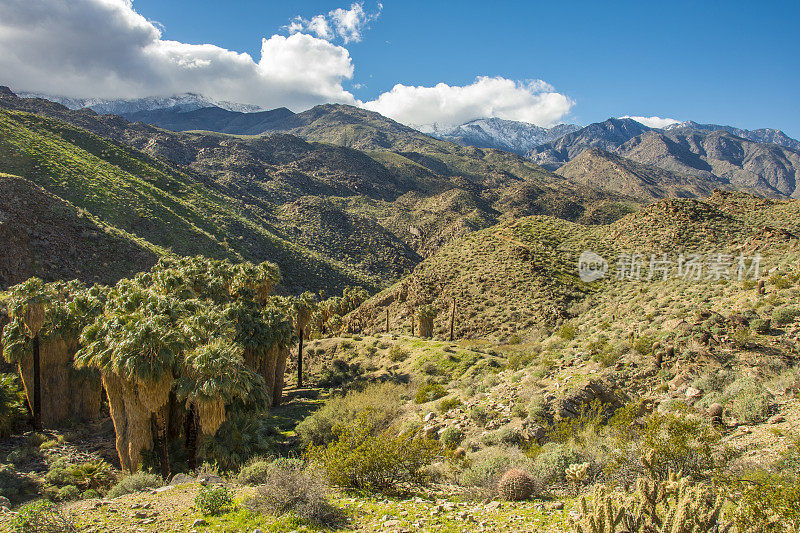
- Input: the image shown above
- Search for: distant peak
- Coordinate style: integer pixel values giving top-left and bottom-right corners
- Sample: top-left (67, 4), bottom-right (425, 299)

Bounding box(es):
top-left (0, 86), bottom-right (17, 98)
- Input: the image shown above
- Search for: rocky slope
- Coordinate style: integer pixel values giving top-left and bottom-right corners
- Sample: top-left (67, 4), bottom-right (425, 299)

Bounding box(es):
top-left (426, 118), bottom-right (580, 156)
top-left (531, 118), bottom-right (800, 198)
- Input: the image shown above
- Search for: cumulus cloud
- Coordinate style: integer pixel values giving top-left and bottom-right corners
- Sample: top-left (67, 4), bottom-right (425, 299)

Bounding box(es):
top-left (361, 77), bottom-right (575, 129)
top-left (621, 115), bottom-right (681, 129)
top-left (0, 0), bottom-right (356, 109)
top-left (287, 2), bottom-right (382, 44)
top-left (0, 0), bottom-right (575, 128)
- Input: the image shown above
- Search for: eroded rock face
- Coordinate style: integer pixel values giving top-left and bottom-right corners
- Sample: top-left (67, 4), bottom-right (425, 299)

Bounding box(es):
top-left (549, 370), bottom-right (627, 421)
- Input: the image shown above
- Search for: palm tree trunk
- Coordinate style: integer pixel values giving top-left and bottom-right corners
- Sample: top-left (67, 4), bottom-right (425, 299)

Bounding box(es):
top-left (297, 328), bottom-right (304, 389)
top-left (32, 335), bottom-right (42, 430)
top-left (185, 404), bottom-right (197, 471)
top-left (152, 409), bottom-right (170, 480)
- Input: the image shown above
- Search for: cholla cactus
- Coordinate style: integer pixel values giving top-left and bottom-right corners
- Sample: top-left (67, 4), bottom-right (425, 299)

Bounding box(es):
top-left (570, 468), bottom-right (730, 533)
top-left (566, 462), bottom-right (590, 494)
top-left (497, 468), bottom-right (536, 501)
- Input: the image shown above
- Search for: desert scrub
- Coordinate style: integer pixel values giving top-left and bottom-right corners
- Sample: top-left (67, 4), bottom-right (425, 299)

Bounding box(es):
top-left (0, 463), bottom-right (39, 503)
top-left (642, 409), bottom-right (723, 480)
top-left (196, 484), bottom-right (234, 516)
top-left (558, 322), bottom-right (578, 341)
top-left (440, 427), bottom-right (464, 449)
top-left (8, 500), bottom-right (78, 533)
top-left (296, 382), bottom-right (406, 446)
top-left (243, 462), bottom-right (345, 527)
top-left (773, 305), bottom-right (800, 325)
top-left (237, 457), bottom-right (304, 486)
top-left (307, 414), bottom-right (439, 494)
top-left (415, 383), bottom-right (447, 404)
top-left (387, 343), bottom-right (407, 362)
top-left (438, 396), bottom-right (462, 412)
top-left (724, 376), bottom-right (772, 424)
top-left (107, 471), bottom-right (163, 498)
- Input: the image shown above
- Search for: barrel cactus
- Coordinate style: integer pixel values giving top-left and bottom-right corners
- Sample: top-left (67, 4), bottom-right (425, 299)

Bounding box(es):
top-left (497, 468), bottom-right (536, 501)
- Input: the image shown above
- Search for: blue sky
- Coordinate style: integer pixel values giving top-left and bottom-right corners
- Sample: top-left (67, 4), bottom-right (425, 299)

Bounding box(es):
top-left (1, 0), bottom-right (798, 136)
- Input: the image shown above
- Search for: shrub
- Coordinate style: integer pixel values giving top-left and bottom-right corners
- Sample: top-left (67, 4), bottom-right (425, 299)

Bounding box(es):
top-left (633, 335), bottom-right (656, 355)
top-left (45, 459), bottom-right (115, 496)
top-left (440, 427), bottom-right (464, 449)
top-left (296, 383), bottom-right (406, 446)
top-left (498, 427), bottom-right (523, 447)
top-left (558, 323), bottom-right (578, 341)
top-left (751, 318), bottom-right (771, 333)
top-left (724, 376), bottom-right (771, 425)
top-left (307, 414), bottom-right (439, 494)
top-left (470, 405), bottom-right (497, 427)
top-left (730, 472), bottom-right (800, 532)
top-left (55, 485), bottom-right (80, 502)
top-left (243, 464), bottom-right (345, 527)
top-left (236, 459), bottom-right (271, 486)
top-left (0, 463), bottom-right (39, 503)
top-left (642, 409), bottom-right (723, 480)
top-left (200, 411), bottom-right (280, 471)
top-left (415, 383), bottom-right (447, 404)
top-left (318, 359), bottom-right (363, 388)
top-left (438, 397), bottom-right (462, 412)
top-left (459, 453), bottom-right (510, 491)
top-left (0, 374), bottom-right (27, 437)
top-left (195, 485), bottom-right (233, 516)
top-left (8, 500), bottom-right (78, 533)
top-left (530, 442), bottom-right (584, 485)
top-left (387, 344), bottom-right (407, 362)
top-left (237, 457), bottom-right (305, 486)
top-left (773, 306), bottom-right (800, 326)
top-left (107, 472), bottom-right (163, 499)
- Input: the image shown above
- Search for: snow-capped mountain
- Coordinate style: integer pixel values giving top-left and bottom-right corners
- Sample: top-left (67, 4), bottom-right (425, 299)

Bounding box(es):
top-left (424, 118), bottom-right (580, 156)
top-left (16, 92), bottom-right (264, 115)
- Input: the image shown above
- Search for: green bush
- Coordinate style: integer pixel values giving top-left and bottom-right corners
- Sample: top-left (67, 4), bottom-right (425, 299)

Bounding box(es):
top-left (0, 463), bottom-right (40, 503)
top-left (195, 485), bottom-right (233, 516)
top-left (470, 404), bottom-right (498, 427)
top-left (8, 500), bottom-right (78, 533)
top-left (642, 409), bottom-right (722, 480)
top-left (44, 459), bottom-right (115, 497)
top-left (529, 442), bottom-right (584, 485)
top-left (243, 463), bottom-right (345, 527)
top-left (307, 414), bottom-right (440, 494)
top-left (751, 318), bottom-right (771, 333)
top-left (317, 358), bottom-right (363, 388)
top-left (296, 383), bottom-right (406, 446)
top-left (414, 383), bottom-right (447, 404)
top-left (558, 323), bottom-right (578, 341)
top-left (458, 453), bottom-right (511, 499)
top-left (237, 457), bottom-right (304, 486)
top-left (236, 459), bottom-right (271, 486)
top-left (724, 376), bottom-right (771, 424)
top-left (387, 344), bottom-right (408, 362)
top-left (730, 472), bottom-right (800, 533)
top-left (438, 397), bottom-right (462, 412)
top-left (773, 306), bottom-right (800, 326)
top-left (200, 411), bottom-right (281, 471)
top-left (107, 472), bottom-right (163, 499)
top-left (633, 335), bottom-right (656, 355)
top-left (0, 373), bottom-right (27, 437)
top-left (55, 484), bottom-right (80, 502)
top-left (440, 427), bottom-right (464, 449)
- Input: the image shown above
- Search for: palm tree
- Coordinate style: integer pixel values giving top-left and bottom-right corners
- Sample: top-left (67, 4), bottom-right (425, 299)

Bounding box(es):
top-left (76, 279), bottom-right (184, 474)
top-left (291, 292), bottom-right (317, 388)
top-left (176, 337), bottom-right (268, 467)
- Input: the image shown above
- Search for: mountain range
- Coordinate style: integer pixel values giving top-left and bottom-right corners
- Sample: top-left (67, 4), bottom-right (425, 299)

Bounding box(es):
top-left (423, 118), bottom-right (580, 156)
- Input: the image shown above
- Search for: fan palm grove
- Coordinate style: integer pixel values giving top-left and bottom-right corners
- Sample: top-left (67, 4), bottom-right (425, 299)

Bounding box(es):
top-left (3, 256), bottom-right (297, 475)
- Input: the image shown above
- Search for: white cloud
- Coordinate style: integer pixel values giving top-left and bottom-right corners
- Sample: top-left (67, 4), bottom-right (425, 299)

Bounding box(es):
top-left (621, 115), bottom-right (681, 129)
top-left (0, 0), bottom-right (356, 110)
top-left (0, 1), bottom-right (575, 129)
top-left (287, 2), bottom-right (382, 44)
top-left (361, 76), bottom-right (574, 129)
